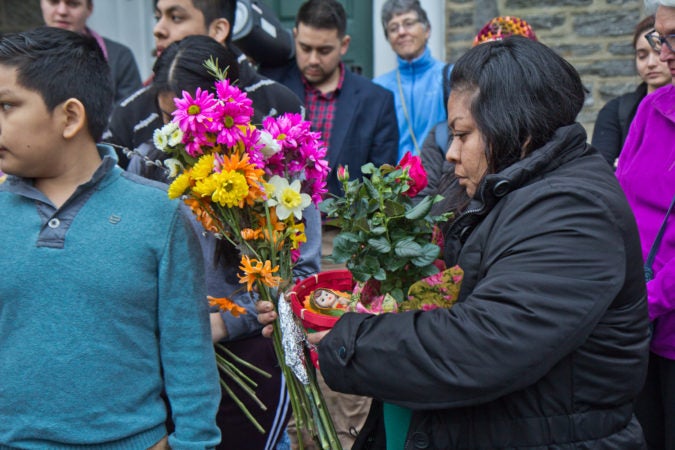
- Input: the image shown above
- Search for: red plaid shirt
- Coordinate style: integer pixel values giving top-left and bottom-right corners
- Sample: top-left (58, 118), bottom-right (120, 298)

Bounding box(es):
top-left (302, 62), bottom-right (346, 148)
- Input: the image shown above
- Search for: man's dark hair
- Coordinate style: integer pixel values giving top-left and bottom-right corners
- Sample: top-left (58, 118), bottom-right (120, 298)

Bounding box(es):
top-left (0, 26), bottom-right (113, 141)
top-left (449, 36), bottom-right (585, 174)
top-left (155, 0), bottom-right (236, 42)
top-left (296, 0), bottom-right (347, 37)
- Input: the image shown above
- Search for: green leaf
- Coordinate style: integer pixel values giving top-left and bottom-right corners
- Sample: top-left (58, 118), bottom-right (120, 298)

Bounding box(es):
top-left (418, 263), bottom-right (441, 278)
top-left (383, 256), bottom-right (408, 272)
top-left (411, 244), bottom-right (440, 267)
top-left (383, 198), bottom-right (407, 217)
top-left (367, 236), bottom-right (392, 253)
top-left (335, 231), bottom-right (360, 243)
top-left (394, 237), bottom-right (424, 257)
top-left (361, 163), bottom-right (376, 175)
top-left (373, 267), bottom-right (388, 281)
top-left (389, 288), bottom-right (405, 304)
top-left (371, 226), bottom-right (387, 235)
top-left (405, 195), bottom-right (434, 220)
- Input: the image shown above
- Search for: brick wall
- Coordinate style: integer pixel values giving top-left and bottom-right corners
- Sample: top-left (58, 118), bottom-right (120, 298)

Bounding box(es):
top-left (445, 0), bottom-right (651, 138)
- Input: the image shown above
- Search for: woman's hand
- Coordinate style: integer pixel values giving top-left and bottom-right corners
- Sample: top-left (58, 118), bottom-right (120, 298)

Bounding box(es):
top-left (256, 300), bottom-right (277, 338)
top-left (209, 312), bottom-right (228, 343)
top-left (306, 329), bottom-right (330, 345)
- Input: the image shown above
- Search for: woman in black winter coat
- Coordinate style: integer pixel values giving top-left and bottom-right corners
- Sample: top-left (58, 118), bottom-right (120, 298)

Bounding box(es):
top-left (259, 36), bottom-right (650, 449)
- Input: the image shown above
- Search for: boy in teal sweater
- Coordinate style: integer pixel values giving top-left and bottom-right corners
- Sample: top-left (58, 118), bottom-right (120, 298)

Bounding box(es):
top-left (0, 27), bottom-right (221, 449)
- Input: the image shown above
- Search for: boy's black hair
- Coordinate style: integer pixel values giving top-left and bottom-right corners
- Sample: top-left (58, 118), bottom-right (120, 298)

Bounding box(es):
top-left (450, 36), bottom-right (585, 174)
top-left (155, 0), bottom-right (236, 43)
top-left (0, 26), bottom-right (113, 141)
top-left (296, 0), bottom-right (347, 38)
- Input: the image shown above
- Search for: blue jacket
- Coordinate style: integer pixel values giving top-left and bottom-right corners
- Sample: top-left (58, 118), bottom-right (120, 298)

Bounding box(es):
top-left (260, 62), bottom-right (399, 196)
top-left (373, 47), bottom-right (447, 160)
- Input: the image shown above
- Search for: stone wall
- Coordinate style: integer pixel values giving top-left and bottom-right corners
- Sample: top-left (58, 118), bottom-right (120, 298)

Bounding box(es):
top-left (445, 0), bottom-right (651, 137)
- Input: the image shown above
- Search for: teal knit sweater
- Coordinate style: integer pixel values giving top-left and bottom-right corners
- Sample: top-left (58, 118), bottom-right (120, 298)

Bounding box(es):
top-left (0, 146), bottom-right (221, 449)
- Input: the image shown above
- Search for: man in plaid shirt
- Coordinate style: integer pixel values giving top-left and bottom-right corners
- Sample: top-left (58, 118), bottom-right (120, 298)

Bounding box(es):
top-left (260, 2), bottom-right (399, 448)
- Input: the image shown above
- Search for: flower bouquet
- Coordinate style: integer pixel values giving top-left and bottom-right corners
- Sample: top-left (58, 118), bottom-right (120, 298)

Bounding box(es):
top-left (154, 58), bottom-right (339, 448)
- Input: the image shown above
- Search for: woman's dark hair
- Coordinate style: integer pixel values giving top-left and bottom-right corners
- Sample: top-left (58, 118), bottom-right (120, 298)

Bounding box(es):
top-left (633, 15), bottom-right (655, 49)
top-left (449, 36), bottom-right (585, 174)
top-left (152, 34), bottom-right (239, 99)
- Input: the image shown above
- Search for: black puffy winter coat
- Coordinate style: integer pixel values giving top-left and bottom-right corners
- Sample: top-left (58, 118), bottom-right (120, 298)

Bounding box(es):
top-left (318, 124), bottom-right (650, 449)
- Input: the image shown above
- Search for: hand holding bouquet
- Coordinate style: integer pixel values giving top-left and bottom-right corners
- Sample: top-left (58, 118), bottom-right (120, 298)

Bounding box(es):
top-left (154, 58), bottom-right (339, 448)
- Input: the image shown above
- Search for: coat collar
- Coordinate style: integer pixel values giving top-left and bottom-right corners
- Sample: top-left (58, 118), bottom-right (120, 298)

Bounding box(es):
top-left (448, 123), bottom-right (589, 248)
top-left (396, 47), bottom-right (435, 74)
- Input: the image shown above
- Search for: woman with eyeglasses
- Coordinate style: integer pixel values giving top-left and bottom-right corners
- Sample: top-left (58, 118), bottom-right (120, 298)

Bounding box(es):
top-left (616, 1), bottom-right (675, 449)
top-left (591, 15), bottom-right (671, 168)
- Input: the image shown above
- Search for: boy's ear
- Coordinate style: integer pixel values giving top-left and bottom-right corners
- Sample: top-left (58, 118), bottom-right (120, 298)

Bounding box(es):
top-left (60, 98), bottom-right (87, 140)
top-left (208, 18), bottom-right (231, 45)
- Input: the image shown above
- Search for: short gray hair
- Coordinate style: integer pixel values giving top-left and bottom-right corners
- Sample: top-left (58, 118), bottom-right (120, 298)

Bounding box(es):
top-left (380, 0), bottom-right (429, 36)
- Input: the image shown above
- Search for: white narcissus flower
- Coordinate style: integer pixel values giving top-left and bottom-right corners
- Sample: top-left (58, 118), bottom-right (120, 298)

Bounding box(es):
top-left (164, 158), bottom-right (184, 178)
top-left (258, 130), bottom-right (282, 158)
top-left (266, 175), bottom-right (311, 220)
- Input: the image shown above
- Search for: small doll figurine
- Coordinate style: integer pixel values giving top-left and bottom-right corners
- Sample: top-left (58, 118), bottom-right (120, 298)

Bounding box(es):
top-left (308, 288), bottom-right (351, 317)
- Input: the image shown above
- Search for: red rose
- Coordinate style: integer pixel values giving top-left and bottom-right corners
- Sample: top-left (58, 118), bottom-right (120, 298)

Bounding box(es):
top-left (397, 152), bottom-right (428, 197)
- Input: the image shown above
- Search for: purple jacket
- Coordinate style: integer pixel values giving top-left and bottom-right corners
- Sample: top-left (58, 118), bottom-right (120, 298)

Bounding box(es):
top-left (616, 83), bottom-right (675, 359)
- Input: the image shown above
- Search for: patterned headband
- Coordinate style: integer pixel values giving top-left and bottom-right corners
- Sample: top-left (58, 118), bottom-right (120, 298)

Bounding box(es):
top-left (472, 16), bottom-right (538, 47)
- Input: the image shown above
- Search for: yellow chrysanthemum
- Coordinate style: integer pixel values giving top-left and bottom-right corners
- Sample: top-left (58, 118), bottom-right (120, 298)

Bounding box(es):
top-left (193, 175), bottom-right (219, 199)
top-left (238, 255), bottom-right (282, 291)
top-left (192, 153), bottom-right (216, 180)
top-left (218, 152), bottom-right (265, 205)
top-left (167, 172), bottom-right (191, 199)
top-left (211, 170), bottom-right (249, 208)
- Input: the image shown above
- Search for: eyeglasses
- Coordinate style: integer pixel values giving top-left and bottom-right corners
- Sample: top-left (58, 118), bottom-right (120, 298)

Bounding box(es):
top-left (386, 19), bottom-right (421, 36)
top-left (645, 29), bottom-right (675, 53)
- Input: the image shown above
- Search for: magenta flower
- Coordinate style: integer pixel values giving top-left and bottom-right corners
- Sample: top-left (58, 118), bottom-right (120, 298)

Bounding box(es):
top-left (172, 88), bottom-right (221, 138)
top-left (216, 79), bottom-right (252, 111)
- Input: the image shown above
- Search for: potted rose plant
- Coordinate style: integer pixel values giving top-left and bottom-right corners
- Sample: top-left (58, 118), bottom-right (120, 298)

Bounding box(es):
top-left (319, 153), bottom-right (454, 309)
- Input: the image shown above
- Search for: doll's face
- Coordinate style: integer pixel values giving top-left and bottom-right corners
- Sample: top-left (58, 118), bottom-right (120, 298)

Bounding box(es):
top-left (314, 289), bottom-right (338, 308)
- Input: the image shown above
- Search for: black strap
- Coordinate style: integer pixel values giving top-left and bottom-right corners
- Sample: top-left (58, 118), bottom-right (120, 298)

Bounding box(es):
top-left (645, 194), bottom-right (675, 280)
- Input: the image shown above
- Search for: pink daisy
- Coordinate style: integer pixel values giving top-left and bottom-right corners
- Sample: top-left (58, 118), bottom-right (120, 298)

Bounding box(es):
top-left (172, 88), bottom-right (221, 138)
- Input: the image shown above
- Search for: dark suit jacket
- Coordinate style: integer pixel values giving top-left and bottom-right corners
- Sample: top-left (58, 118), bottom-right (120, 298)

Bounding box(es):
top-left (260, 62), bottom-right (399, 196)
